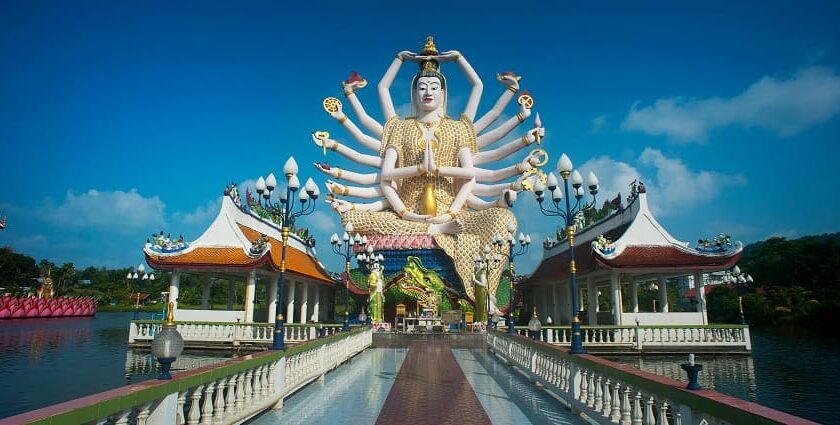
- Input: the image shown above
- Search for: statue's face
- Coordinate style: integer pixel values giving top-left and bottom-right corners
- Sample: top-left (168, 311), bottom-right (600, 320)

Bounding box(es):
top-left (415, 76), bottom-right (444, 112)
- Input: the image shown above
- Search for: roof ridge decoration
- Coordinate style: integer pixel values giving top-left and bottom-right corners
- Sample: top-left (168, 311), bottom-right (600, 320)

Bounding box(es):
top-left (248, 234), bottom-right (270, 257)
top-left (696, 233), bottom-right (733, 253)
top-left (146, 231), bottom-right (189, 253)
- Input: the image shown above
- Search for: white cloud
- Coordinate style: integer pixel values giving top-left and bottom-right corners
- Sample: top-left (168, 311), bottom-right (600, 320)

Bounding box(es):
top-left (174, 198), bottom-right (221, 226)
top-left (590, 114), bottom-right (607, 133)
top-left (621, 66), bottom-right (840, 142)
top-left (308, 210), bottom-right (342, 234)
top-left (577, 149), bottom-right (744, 218)
top-left (39, 189), bottom-right (165, 233)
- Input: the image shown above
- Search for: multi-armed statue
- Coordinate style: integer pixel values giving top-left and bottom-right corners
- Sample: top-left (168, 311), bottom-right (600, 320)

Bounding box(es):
top-left (313, 36), bottom-right (548, 317)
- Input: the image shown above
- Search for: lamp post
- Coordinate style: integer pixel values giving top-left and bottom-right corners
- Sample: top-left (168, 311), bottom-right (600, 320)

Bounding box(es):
top-left (474, 245), bottom-right (503, 329)
top-left (331, 224), bottom-right (365, 332)
top-left (356, 245), bottom-right (383, 326)
top-left (151, 302), bottom-right (184, 379)
top-left (533, 153), bottom-right (598, 354)
top-left (492, 222), bottom-right (531, 334)
top-left (127, 264), bottom-right (154, 320)
top-left (255, 157), bottom-right (320, 350)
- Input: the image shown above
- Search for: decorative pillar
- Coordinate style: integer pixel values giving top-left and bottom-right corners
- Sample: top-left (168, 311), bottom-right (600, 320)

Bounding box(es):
top-left (267, 275), bottom-right (278, 324)
top-left (285, 281), bottom-right (296, 325)
top-left (610, 272), bottom-right (621, 325)
top-left (244, 270), bottom-right (256, 322)
top-left (631, 280), bottom-right (639, 313)
top-left (658, 274), bottom-right (669, 313)
top-left (587, 278), bottom-right (597, 325)
top-left (226, 281), bottom-right (234, 311)
top-left (168, 270), bottom-right (182, 312)
top-left (312, 285), bottom-right (320, 323)
top-left (200, 278), bottom-right (211, 310)
top-left (694, 272), bottom-right (707, 325)
top-left (300, 282), bottom-right (309, 324)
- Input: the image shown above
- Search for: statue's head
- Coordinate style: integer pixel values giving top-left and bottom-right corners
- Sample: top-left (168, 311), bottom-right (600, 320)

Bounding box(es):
top-left (411, 59), bottom-right (447, 116)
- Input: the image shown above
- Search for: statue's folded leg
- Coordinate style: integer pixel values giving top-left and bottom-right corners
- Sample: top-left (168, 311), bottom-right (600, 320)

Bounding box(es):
top-left (341, 211), bottom-right (429, 235)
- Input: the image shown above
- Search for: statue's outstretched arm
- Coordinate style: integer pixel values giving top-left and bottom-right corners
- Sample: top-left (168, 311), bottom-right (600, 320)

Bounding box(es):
top-left (426, 146), bottom-right (476, 179)
top-left (473, 72), bottom-right (520, 133)
top-left (377, 51), bottom-right (414, 120)
top-left (475, 152), bottom-right (542, 182)
top-left (381, 183), bottom-right (429, 222)
top-left (326, 180), bottom-right (383, 199)
top-left (312, 133), bottom-right (381, 168)
top-left (473, 127), bottom-right (545, 165)
top-left (477, 102), bottom-right (531, 148)
top-left (328, 105), bottom-right (381, 152)
top-left (314, 163), bottom-right (379, 185)
top-left (342, 75), bottom-right (384, 137)
top-left (441, 50), bottom-right (483, 121)
top-left (473, 181), bottom-right (522, 197)
top-left (380, 148), bottom-right (425, 180)
top-left (327, 198), bottom-right (388, 213)
top-left (467, 190), bottom-right (518, 210)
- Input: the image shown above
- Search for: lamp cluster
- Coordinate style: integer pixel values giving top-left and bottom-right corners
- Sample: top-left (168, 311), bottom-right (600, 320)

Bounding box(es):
top-left (127, 264), bottom-right (155, 320)
top-left (330, 223), bottom-right (367, 332)
top-left (254, 157), bottom-right (320, 224)
top-left (491, 221), bottom-right (531, 333)
top-left (725, 265), bottom-right (754, 285)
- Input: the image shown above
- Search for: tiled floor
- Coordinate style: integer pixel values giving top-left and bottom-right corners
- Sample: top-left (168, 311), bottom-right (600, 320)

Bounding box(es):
top-left (375, 341), bottom-right (492, 425)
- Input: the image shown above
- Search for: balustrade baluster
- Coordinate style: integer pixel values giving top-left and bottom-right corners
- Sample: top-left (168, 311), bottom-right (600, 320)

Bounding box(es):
top-left (199, 381), bottom-right (214, 424)
top-left (225, 376), bottom-right (237, 415)
top-left (213, 379), bottom-right (226, 421)
top-left (620, 386), bottom-right (632, 425)
top-left (244, 370), bottom-right (254, 406)
top-left (177, 391), bottom-right (187, 425)
top-left (136, 403), bottom-right (151, 425)
top-left (579, 370), bottom-right (589, 404)
top-left (645, 395), bottom-right (655, 425)
top-left (113, 409), bottom-right (132, 425)
top-left (631, 391), bottom-right (643, 425)
top-left (187, 385), bottom-right (203, 425)
top-left (594, 375), bottom-right (603, 411)
top-left (658, 400), bottom-right (670, 425)
top-left (602, 379), bottom-right (612, 417)
top-left (610, 382), bottom-right (621, 423)
top-left (235, 373), bottom-right (245, 412)
top-left (252, 367), bottom-right (263, 401)
top-left (587, 371), bottom-right (596, 408)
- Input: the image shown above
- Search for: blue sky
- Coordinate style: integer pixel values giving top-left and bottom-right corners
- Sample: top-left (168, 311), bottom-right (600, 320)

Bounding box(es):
top-left (1, 1), bottom-right (839, 275)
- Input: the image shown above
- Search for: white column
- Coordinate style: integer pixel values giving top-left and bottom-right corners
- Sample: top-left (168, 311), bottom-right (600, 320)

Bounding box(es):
top-left (244, 270), bottom-right (256, 322)
top-left (267, 276), bottom-right (278, 324)
top-left (610, 272), bottom-right (621, 325)
top-left (631, 280), bottom-right (639, 313)
top-left (286, 281), bottom-right (296, 324)
top-left (694, 272), bottom-right (707, 325)
top-left (587, 278), bottom-right (597, 325)
top-left (200, 279), bottom-right (211, 310)
top-left (312, 285), bottom-right (320, 323)
top-left (658, 274), bottom-right (669, 313)
top-left (300, 282), bottom-right (309, 324)
top-left (168, 270), bottom-right (181, 313)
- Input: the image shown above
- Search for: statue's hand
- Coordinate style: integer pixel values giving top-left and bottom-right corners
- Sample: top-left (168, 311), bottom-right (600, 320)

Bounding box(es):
top-left (519, 101), bottom-right (533, 117)
top-left (424, 141), bottom-right (437, 174)
top-left (313, 162), bottom-right (337, 177)
top-left (498, 189), bottom-right (518, 208)
top-left (326, 198), bottom-right (353, 213)
top-left (326, 180), bottom-right (346, 195)
top-left (426, 214), bottom-right (454, 224)
top-left (398, 50), bottom-right (419, 62)
top-left (496, 71), bottom-right (521, 89)
top-left (438, 50), bottom-right (461, 62)
top-left (526, 127), bottom-right (545, 143)
top-left (311, 132), bottom-right (329, 147)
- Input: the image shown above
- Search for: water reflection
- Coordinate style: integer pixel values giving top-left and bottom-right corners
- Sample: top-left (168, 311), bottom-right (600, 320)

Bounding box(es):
top-left (124, 350), bottom-right (229, 383)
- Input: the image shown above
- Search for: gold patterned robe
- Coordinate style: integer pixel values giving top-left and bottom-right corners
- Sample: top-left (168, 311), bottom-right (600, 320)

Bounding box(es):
top-left (342, 116), bottom-right (515, 301)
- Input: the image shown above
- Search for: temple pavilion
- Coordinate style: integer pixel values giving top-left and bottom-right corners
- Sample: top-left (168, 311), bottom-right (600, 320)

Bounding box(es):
top-left (144, 184), bottom-right (338, 324)
top-left (520, 182), bottom-right (743, 326)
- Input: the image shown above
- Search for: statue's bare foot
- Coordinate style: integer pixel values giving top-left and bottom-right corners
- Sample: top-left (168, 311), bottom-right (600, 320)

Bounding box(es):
top-left (429, 219), bottom-right (465, 235)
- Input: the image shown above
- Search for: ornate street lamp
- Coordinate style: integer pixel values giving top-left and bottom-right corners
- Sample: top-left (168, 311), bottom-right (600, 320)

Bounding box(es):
top-left (492, 222), bottom-right (531, 334)
top-left (255, 157), bottom-right (319, 350)
top-left (127, 264), bottom-right (154, 320)
top-left (527, 307), bottom-right (542, 340)
top-left (331, 223), bottom-right (365, 331)
top-left (533, 153), bottom-right (598, 354)
top-left (151, 302), bottom-right (184, 380)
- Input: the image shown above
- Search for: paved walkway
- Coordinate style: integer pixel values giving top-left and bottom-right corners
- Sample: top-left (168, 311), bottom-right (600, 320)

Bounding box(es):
top-left (375, 341), bottom-right (492, 425)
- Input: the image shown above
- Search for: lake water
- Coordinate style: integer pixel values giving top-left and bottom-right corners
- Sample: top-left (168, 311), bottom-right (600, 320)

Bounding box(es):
top-left (0, 313), bottom-right (835, 423)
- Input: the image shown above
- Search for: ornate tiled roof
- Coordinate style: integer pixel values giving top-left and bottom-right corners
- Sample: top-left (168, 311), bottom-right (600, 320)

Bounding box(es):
top-left (144, 196), bottom-right (334, 285)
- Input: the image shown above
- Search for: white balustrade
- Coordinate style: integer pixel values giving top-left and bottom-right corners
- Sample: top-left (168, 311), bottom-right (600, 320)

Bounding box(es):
top-left (12, 328), bottom-right (372, 425)
top-left (128, 321), bottom-right (345, 347)
top-left (511, 325), bottom-right (751, 352)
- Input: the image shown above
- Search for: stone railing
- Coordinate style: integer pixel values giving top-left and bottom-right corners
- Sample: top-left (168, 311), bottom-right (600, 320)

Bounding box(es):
top-left (512, 324), bottom-right (751, 352)
top-left (4, 327), bottom-right (372, 425)
top-left (487, 331), bottom-right (816, 425)
top-left (128, 321), bottom-right (345, 347)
